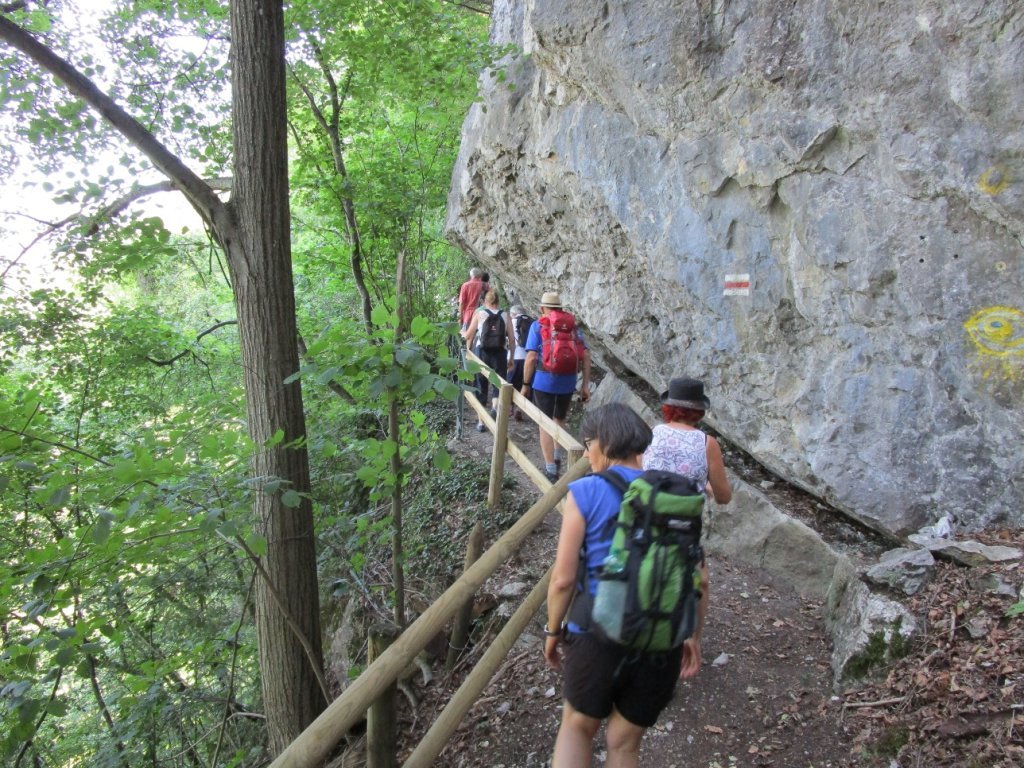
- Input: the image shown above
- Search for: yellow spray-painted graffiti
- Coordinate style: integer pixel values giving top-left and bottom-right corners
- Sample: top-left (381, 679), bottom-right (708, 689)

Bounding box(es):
top-left (964, 306), bottom-right (1024, 385)
top-left (977, 166), bottom-right (1010, 196)
top-left (964, 306), bottom-right (1024, 357)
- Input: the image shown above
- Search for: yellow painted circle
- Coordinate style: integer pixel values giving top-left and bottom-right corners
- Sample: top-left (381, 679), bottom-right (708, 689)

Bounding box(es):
top-left (964, 306), bottom-right (1024, 356)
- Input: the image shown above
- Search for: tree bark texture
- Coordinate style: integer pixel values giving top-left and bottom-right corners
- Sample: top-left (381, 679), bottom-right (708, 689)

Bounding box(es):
top-left (229, 0), bottom-right (326, 754)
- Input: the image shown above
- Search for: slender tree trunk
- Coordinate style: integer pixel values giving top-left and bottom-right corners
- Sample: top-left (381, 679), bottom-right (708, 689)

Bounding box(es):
top-left (229, 0), bottom-right (325, 753)
top-left (388, 250), bottom-right (408, 627)
top-left (1, 2), bottom-right (327, 754)
top-left (292, 57), bottom-right (374, 334)
top-left (85, 654), bottom-right (128, 764)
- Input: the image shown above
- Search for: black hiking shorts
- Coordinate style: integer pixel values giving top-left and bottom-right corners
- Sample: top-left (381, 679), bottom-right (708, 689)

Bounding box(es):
top-left (562, 631), bottom-right (682, 727)
top-left (533, 389), bottom-right (573, 421)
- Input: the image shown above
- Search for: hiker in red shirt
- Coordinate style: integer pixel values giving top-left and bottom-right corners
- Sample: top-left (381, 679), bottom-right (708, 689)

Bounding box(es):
top-left (457, 267), bottom-right (487, 331)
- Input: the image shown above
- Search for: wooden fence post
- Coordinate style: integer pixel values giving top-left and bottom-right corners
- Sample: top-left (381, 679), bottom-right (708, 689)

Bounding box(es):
top-left (367, 623), bottom-right (400, 768)
top-left (487, 382), bottom-right (514, 509)
top-left (446, 522), bottom-right (485, 672)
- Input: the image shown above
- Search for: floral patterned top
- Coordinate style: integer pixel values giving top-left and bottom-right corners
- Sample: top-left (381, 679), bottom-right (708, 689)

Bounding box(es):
top-left (643, 424), bottom-right (708, 492)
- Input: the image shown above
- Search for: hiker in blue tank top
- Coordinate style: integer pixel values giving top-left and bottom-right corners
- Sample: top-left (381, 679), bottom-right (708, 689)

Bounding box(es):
top-left (543, 403), bottom-right (707, 768)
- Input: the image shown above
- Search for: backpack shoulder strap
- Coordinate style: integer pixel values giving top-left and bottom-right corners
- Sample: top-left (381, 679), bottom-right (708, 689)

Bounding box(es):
top-left (597, 469), bottom-right (630, 495)
top-left (567, 469), bottom-right (631, 631)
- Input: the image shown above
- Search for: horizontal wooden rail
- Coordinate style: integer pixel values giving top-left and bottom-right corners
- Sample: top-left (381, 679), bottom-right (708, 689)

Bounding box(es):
top-left (464, 349), bottom-right (583, 513)
top-left (505, 438), bottom-right (554, 493)
top-left (403, 564), bottom-right (553, 768)
top-left (464, 350), bottom-right (584, 456)
top-left (268, 457), bottom-right (590, 768)
top-left (510, 388), bottom-right (583, 455)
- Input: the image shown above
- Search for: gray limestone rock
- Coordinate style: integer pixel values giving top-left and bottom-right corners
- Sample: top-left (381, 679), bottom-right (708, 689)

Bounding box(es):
top-left (705, 481), bottom-right (839, 601)
top-left (973, 573), bottom-right (1019, 599)
top-left (865, 547), bottom-right (936, 596)
top-left (585, 369), bottom-right (657, 424)
top-left (497, 581), bottom-right (531, 599)
top-left (826, 559), bottom-right (918, 685)
top-left (906, 535), bottom-right (1024, 566)
top-left (446, 0), bottom-right (1024, 539)
top-left (702, 472), bottom-right (918, 686)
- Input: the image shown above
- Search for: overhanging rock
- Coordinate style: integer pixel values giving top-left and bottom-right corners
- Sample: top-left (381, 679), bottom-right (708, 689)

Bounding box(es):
top-left (446, 0), bottom-right (1024, 538)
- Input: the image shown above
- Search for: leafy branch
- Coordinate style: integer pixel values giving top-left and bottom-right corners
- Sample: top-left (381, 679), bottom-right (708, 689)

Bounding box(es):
top-left (145, 319), bottom-right (238, 366)
top-left (289, 47), bottom-right (374, 334)
top-left (0, 420), bottom-right (330, 705)
top-left (0, 14), bottom-right (232, 238)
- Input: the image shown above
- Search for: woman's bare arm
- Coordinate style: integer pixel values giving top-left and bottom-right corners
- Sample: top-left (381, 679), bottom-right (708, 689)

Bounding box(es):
top-left (705, 436), bottom-right (732, 504)
top-left (544, 492), bottom-right (586, 669)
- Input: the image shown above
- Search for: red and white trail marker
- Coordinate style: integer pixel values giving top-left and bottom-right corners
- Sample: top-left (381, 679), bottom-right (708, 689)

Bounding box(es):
top-left (723, 273), bottom-right (750, 296)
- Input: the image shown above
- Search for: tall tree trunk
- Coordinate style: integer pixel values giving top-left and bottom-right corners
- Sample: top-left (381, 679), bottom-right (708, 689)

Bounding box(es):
top-left (1, 1), bottom-right (326, 754)
top-left (229, 0), bottom-right (325, 753)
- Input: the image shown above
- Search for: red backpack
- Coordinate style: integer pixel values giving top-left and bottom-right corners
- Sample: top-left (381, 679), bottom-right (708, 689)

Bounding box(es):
top-left (538, 309), bottom-right (583, 374)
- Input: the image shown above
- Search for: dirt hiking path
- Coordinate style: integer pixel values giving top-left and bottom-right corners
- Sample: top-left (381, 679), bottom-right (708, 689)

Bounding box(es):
top-left (425, 407), bottom-right (855, 768)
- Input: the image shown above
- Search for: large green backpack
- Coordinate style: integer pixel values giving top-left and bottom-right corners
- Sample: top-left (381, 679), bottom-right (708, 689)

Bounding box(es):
top-left (581, 469), bottom-right (705, 652)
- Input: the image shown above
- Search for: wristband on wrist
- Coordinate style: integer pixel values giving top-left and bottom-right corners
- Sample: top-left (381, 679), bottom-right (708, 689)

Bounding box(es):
top-left (543, 623), bottom-right (562, 637)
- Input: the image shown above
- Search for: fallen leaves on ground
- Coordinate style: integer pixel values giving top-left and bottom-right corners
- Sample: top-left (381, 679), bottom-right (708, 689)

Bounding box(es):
top-left (842, 528), bottom-right (1024, 767)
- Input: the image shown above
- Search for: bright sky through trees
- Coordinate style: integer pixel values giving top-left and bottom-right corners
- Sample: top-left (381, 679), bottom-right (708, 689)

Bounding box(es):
top-left (1, 0), bottom-right (205, 291)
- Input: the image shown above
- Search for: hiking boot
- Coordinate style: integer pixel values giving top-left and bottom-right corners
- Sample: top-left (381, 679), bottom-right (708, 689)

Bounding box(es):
top-left (489, 408), bottom-right (497, 420)
top-left (513, 409), bottom-right (523, 422)
top-left (543, 470), bottom-right (559, 484)
top-left (475, 422), bottom-right (486, 433)
top-left (554, 456), bottom-right (563, 476)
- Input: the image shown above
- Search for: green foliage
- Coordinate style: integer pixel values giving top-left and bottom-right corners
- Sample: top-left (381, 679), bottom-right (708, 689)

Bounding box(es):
top-left (291, 302), bottom-right (467, 504)
top-left (100, 0), bottom-right (233, 172)
top-left (403, 454), bottom-right (530, 586)
top-left (867, 725), bottom-right (910, 760)
top-left (1007, 600), bottom-right (1024, 618)
top-left (0, 247), bottom-right (263, 764)
top-left (286, 0), bottom-right (495, 321)
top-left (321, 444), bottom-right (532, 609)
top-left (0, 375), bottom-right (263, 766)
top-left (1, 0), bottom-right (501, 761)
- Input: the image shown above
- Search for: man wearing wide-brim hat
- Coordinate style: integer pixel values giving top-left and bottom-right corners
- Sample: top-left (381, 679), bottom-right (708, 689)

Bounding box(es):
top-left (522, 291), bottom-right (591, 482)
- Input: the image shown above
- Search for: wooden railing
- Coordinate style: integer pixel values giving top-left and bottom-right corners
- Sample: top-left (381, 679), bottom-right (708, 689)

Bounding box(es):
top-left (462, 349), bottom-right (584, 508)
top-left (268, 353), bottom-right (588, 768)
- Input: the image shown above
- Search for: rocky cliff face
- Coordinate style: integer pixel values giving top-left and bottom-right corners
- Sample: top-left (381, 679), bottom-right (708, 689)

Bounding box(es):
top-left (445, 0), bottom-right (1024, 537)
